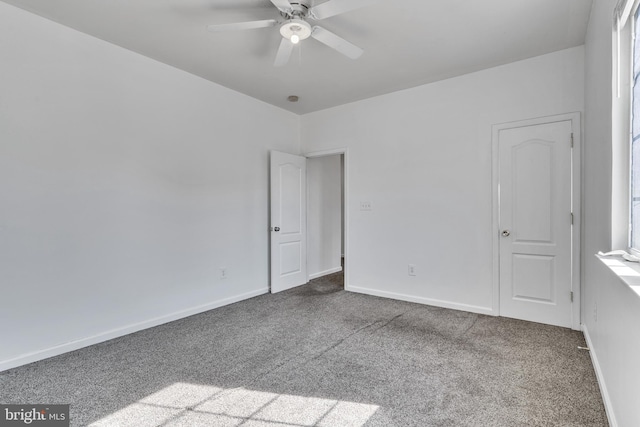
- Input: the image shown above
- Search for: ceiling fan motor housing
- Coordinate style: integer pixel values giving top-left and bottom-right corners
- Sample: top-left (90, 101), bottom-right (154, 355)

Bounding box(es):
top-left (289, 1), bottom-right (311, 14)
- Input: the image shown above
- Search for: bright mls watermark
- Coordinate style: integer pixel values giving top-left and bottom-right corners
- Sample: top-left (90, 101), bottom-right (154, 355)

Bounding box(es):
top-left (0, 405), bottom-right (69, 426)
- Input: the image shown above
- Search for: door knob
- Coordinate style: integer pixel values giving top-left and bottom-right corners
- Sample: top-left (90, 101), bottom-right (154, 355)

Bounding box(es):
top-left (502, 230), bottom-right (510, 237)
top-left (274, 227), bottom-right (280, 232)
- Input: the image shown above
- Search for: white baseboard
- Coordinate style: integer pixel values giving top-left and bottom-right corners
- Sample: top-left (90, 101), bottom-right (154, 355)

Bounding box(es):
top-left (345, 285), bottom-right (495, 316)
top-left (582, 324), bottom-right (617, 427)
top-left (0, 287), bottom-right (269, 373)
top-left (308, 266), bottom-right (342, 281)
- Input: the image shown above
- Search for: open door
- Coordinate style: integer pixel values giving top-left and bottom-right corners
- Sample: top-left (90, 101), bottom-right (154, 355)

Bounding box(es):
top-left (270, 151), bottom-right (307, 293)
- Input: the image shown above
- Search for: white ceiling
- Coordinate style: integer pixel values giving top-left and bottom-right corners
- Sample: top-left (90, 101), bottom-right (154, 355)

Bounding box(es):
top-left (2, 0), bottom-right (593, 114)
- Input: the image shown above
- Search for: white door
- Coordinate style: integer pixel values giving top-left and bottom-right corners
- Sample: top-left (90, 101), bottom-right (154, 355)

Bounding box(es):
top-left (270, 151), bottom-right (307, 293)
top-left (498, 120), bottom-right (573, 328)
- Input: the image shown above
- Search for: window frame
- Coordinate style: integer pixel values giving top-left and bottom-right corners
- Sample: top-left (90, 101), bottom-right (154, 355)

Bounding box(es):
top-left (630, 2), bottom-right (640, 256)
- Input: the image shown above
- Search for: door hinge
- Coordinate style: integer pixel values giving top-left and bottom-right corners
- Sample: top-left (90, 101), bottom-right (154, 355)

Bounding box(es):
top-left (570, 291), bottom-right (574, 302)
top-left (570, 212), bottom-right (574, 225)
top-left (570, 133), bottom-right (574, 148)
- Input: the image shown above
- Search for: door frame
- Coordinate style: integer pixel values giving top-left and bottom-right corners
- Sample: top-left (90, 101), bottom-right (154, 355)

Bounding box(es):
top-left (491, 113), bottom-right (581, 330)
top-left (305, 148), bottom-right (349, 290)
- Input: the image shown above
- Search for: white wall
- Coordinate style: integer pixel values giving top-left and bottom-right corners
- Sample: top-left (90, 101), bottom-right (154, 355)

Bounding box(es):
top-left (583, 1), bottom-right (640, 426)
top-left (585, 259), bottom-right (640, 427)
top-left (0, 2), bottom-right (299, 370)
top-left (307, 155), bottom-right (342, 279)
top-left (301, 47), bottom-right (584, 314)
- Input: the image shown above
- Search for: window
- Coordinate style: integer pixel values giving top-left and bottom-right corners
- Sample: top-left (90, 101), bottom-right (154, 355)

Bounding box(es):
top-left (617, 0), bottom-right (640, 253)
top-left (631, 7), bottom-right (640, 250)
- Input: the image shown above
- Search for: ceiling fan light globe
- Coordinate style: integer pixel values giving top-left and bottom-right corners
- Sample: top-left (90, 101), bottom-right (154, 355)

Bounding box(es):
top-left (291, 34), bottom-right (300, 44)
top-left (280, 18), bottom-right (312, 43)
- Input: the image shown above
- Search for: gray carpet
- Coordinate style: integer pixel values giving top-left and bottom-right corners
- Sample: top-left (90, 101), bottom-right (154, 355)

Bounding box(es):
top-left (0, 272), bottom-right (607, 426)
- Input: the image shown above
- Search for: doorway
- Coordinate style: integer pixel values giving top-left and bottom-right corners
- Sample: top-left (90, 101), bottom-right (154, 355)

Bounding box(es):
top-left (307, 153), bottom-right (344, 284)
top-left (492, 113), bottom-right (581, 330)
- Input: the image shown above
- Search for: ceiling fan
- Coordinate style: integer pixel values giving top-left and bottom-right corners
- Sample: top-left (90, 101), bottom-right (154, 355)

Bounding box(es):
top-left (206, 0), bottom-right (378, 67)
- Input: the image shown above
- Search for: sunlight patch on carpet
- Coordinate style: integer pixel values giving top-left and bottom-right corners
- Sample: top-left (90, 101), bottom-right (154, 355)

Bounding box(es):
top-left (89, 382), bottom-right (378, 426)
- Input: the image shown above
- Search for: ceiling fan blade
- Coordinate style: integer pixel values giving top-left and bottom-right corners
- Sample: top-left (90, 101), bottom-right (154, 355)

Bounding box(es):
top-left (207, 19), bottom-right (277, 32)
top-left (309, 0), bottom-right (380, 20)
top-left (274, 38), bottom-right (294, 67)
top-left (311, 26), bottom-right (363, 59)
top-left (270, 0), bottom-right (293, 13)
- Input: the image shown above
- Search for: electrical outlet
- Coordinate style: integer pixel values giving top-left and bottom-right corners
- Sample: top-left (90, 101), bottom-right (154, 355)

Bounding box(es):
top-left (220, 268), bottom-right (228, 280)
top-left (593, 302), bottom-right (597, 322)
top-left (360, 201), bottom-right (372, 211)
top-left (408, 264), bottom-right (416, 276)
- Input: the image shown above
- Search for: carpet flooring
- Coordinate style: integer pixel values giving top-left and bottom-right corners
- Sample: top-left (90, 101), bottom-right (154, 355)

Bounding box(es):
top-left (0, 272), bottom-right (607, 426)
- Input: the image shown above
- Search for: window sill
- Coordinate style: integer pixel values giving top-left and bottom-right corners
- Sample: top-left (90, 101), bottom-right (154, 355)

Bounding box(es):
top-left (596, 254), bottom-right (640, 298)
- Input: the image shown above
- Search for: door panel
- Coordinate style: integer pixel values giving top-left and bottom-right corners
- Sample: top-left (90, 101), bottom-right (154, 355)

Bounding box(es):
top-left (270, 151), bottom-right (307, 293)
top-left (512, 254), bottom-right (554, 303)
top-left (280, 241), bottom-right (302, 276)
top-left (513, 142), bottom-right (553, 243)
top-left (499, 120), bottom-right (572, 328)
top-left (280, 163), bottom-right (303, 234)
